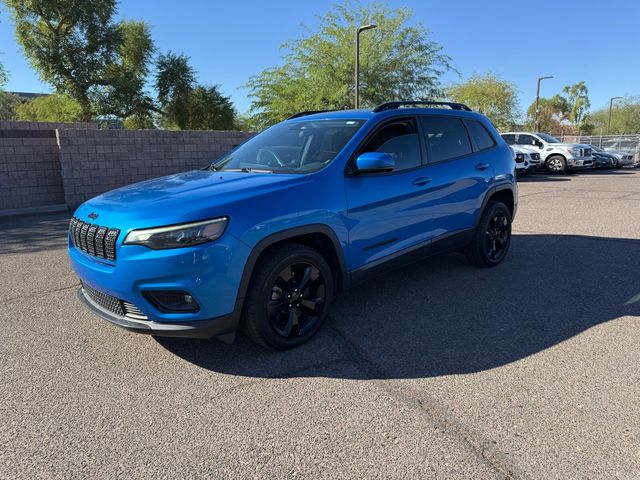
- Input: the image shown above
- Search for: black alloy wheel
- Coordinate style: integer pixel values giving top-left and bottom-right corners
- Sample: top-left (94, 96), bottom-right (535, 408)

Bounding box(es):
top-left (268, 262), bottom-right (326, 338)
top-left (485, 210), bottom-right (510, 263)
top-left (243, 243), bottom-right (334, 349)
top-left (466, 201), bottom-right (512, 268)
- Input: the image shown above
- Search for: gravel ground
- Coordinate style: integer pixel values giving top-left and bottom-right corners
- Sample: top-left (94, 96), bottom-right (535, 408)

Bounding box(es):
top-left (1, 169), bottom-right (639, 479)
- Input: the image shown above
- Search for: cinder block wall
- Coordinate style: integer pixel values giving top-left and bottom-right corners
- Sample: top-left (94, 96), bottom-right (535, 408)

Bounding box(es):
top-left (58, 129), bottom-right (255, 209)
top-left (0, 121), bottom-right (97, 211)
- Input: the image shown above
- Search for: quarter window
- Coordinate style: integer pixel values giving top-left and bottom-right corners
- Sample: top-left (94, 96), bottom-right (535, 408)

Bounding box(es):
top-left (359, 119), bottom-right (422, 171)
top-left (466, 120), bottom-right (496, 151)
top-left (421, 117), bottom-right (473, 162)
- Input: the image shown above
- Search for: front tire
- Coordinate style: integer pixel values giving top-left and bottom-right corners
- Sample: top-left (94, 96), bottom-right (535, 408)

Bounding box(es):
top-left (466, 201), bottom-right (512, 268)
top-left (242, 243), bottom-right (334, 349)
top-left (546, 155), bottom-right (567, 174)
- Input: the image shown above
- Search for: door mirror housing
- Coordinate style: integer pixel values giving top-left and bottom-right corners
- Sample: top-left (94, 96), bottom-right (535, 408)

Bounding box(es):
top-left (354, 152), bottom-right (395, 174)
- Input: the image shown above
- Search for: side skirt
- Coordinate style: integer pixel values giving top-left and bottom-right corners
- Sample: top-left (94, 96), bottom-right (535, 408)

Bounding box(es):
top-left (347, 228), bottom-right (474, 288)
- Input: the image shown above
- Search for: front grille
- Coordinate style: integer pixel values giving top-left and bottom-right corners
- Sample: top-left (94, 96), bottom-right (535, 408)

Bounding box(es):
top-left (582, 148), bottom-right (592, 157)
top-left (70, 217), bottom-right (120, 261)
top-left (82, 282), bottom-right (148, 320)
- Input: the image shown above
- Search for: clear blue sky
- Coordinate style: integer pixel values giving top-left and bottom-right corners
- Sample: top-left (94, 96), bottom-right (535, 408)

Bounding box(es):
top-left (1, 0), bottom-right (639, 116)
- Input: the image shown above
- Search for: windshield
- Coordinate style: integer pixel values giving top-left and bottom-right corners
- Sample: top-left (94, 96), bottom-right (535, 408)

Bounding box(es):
top-left (537, 133), bottom-right (560, 143)
top-left (590, 144), bottom-right (603, 153)
top-left (213, 119), bottom-right (365, 174)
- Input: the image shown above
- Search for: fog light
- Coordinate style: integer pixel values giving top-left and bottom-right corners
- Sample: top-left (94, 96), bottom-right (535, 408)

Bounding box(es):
top-left (143, 291), bottom-right (200, 313)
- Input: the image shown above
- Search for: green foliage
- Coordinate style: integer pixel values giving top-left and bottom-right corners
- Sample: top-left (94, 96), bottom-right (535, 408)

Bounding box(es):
top-left (184, 85), bottom-right (235, 130)
top-left (96, 20), bottom-right (156, 119)
top-left (0, 91), bottom-right (21, 120)
top-left (525, 95), bottom-right (570, 132)
top-left (587, 97), bottom-right (640, 135)
top-left (448, 73), bottom-right (519, 131)
top-left (122, 113), bottom-right (156, 129)
top-left (562, 81), bottom-right (590, 128)
top-left (15, 93), bottom-right (83, 121)
top-left (0, 60), bottom-right (21, 120)
top-left (0, 61), bottom-right (8, 86)
top-left (155, 52), bottom-right (197, 129)
top-left (4, 0), bottom-right (155, 121)
top-left (245, 0), bottom-right (453, 129)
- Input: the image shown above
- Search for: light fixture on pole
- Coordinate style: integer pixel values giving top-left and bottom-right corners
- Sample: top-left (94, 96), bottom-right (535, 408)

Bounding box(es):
top-left (534, 75), bottom-right (553, 132)
top-left (607, 96), bottom-right (622, 135)
top-left (355, 24), bottom-right (377, 109)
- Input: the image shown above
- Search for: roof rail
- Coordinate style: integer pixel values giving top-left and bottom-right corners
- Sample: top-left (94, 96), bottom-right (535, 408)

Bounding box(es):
top-left (286, 110), bottom-right (336, 120)
top-left (372, 101), bottom-right (472, 113)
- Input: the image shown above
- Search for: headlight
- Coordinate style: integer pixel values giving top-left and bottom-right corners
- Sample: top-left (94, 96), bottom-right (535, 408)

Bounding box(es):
top-left (515, 153), bottom-right (525, 162)
top-left (123, 217), bottom-right (228, 249)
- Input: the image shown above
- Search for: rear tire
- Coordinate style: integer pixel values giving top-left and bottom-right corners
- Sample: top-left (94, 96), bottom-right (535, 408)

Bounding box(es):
top-left (546, 155), bottom-right (567, 174)
top-left (466, 201), bottom-right (512, 268)
top-left (242, 243), bottom-right (334, 349)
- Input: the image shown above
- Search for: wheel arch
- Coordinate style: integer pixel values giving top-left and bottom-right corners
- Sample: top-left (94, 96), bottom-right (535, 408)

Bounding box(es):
top-left (236, 225), bottom-right (347, 313)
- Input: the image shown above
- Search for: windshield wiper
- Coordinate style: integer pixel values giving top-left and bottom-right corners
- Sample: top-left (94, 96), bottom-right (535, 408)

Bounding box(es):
top-left (224, 168), bottom-right (273, 173)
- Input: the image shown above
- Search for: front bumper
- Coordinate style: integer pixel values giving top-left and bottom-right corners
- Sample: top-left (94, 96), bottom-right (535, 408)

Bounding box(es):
top-left (567, 158), bottom-right (595, 169)
top-left (69, 230), bottom-right (252, 338)
top-left (78, 286), bottom-right (236, 338)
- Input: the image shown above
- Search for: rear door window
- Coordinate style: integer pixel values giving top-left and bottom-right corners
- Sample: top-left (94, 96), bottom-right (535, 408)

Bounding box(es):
top-left (420, 117), bottom-right (473, 163)
top-left (466, 120), bottom-right (496, 151)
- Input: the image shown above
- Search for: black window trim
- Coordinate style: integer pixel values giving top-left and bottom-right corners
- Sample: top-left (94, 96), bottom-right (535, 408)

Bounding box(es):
top-left (462, 118), bottom-right (498, 153)
top-left (417, 114), bottom-right (476, 166)
top-left (344, 115), bottom-right (428, 176)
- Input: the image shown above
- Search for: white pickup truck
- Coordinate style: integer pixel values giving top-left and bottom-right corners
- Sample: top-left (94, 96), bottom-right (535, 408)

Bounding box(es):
top-left (501, 132), bottom-right (594, 173)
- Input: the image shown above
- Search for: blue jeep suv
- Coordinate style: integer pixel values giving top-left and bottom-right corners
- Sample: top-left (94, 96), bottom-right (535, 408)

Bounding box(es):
top-left (69, 101), bottom-right (517, 349)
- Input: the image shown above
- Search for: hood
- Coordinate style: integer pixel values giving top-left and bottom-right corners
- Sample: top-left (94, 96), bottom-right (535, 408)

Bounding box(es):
top-left (74, 169), bottom-right (304, 229)
top-left (511, 145), bottom-right (536, 154)
top-left (551, 142), bottom-right (591, 149)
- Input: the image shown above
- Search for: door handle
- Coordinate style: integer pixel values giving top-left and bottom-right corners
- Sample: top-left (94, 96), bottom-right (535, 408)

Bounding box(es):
top-left (475, 163), bottom-right (490, 171)
top-left (412, 176), bottom-right (432, 186)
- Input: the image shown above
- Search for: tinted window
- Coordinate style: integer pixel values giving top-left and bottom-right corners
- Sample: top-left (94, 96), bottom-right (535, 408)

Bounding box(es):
top-left (466, 120), bottom-right (496, 151)
top-left (421, 117), bottom-right (472, 162)
top-left (360, 119), bottom-right (422, 171)
top-left (214, 119), bottom-right (364, 174)
top-left (517, 134), bottom-right (536, 146)
top-left (501, 134), bottom-right (516, 145)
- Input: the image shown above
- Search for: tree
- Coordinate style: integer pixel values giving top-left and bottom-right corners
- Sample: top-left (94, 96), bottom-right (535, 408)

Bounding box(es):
top-left (15, 94), bottom-right (82, 122)
top-left (448, 73), bottom-right (519, 130)
top-left (587, 97), bottom-right (640, 135)
top-left (245, 1), bottom-right (454, 129)
top-left (155, 52), bottom-right (197, 129)
top-left (562, 81), bottom-right (590, 131)
top-left (95, 20), bottom-right (156, 120)
top-left (0, 61), bottom-right (21, 120)
top-left (185, 85), bottom-right (235, 130)
top-left (4, 0), bottom-right (154, 121)
top-left (525, 95), bottom-right (570, 132)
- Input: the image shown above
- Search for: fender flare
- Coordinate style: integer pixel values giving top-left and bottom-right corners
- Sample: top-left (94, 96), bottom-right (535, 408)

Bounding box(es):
top-left (232, 224), bottom-right (347, 316)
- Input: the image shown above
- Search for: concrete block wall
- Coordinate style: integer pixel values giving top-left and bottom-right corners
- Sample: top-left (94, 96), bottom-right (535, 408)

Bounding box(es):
top-left (58, 129), bottom-right (255, 209)
top-left (0, 121), bottom-right (97, 211)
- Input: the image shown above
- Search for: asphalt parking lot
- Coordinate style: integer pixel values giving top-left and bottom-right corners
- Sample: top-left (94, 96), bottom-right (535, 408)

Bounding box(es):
top-left (1, 169), bottom-right (639, 479)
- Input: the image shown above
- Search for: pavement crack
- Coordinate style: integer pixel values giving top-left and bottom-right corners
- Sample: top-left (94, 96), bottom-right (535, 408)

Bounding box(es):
top-left (326, 323), bottom-right (531, 480)
top-left (0, 283), bottom-right (80, 305)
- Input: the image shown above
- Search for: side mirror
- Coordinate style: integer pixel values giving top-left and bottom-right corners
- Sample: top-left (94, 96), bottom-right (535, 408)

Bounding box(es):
top-left (355, 152), bottom-right (395, 174)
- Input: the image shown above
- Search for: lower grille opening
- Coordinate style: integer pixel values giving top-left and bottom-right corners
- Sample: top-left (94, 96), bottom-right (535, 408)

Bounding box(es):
top-left (82, 282), bottom-right (148, 321)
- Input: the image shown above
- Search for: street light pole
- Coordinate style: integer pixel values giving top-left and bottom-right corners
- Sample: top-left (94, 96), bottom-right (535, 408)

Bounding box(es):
top-left (607, 96), bottom-right (622, 135)
top-left (355, 24), bottom-right (377, 109)
top-left (534, 75), bottom-right (553, 132)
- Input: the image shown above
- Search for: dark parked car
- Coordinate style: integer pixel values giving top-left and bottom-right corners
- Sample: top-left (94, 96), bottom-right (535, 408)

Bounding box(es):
top-left (590, 145), bottom-right (618, 168)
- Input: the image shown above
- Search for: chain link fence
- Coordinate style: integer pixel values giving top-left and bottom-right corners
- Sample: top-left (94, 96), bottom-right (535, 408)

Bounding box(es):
top-left (556, 134), bottom-right (640, 165)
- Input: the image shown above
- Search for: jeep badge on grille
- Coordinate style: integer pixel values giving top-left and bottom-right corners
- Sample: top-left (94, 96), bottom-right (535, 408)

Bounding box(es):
top-left (88, 212), bottom-right (99, 220)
